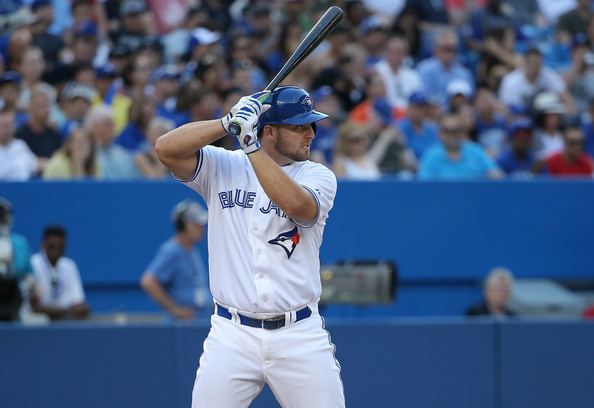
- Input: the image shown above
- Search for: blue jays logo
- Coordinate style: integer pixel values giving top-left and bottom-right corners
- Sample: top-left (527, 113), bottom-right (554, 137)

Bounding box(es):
top-left (301, 95), bottom-right (313, 109)
top-left (268, 226), bottom-right (300, 259)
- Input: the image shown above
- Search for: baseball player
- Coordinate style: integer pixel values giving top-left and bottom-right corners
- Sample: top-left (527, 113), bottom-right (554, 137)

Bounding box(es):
top-left (156, 86), bottom-right (345, 407)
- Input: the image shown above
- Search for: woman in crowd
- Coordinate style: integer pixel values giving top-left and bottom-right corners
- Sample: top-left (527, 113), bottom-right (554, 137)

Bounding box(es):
top-left (43, 128), bottom-right (97, 180)
top-left (134, 117), bottom-right (173, 179)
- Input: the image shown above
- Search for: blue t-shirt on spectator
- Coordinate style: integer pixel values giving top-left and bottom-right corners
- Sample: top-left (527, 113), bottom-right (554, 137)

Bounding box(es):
top-left (496, 148), bottom-right (538, 177)
top-left (417, 58), bottom-right (474, 107)
top-left (418, 141), bottom-right (498, 180)
top-left (476, 114), bottom-right (508, 157)
top-left (310, 122), bottom-right (338, 166)
top-left (147, 238), bottom-right (211, 312)
top-left (396, 118), bottom-right (439, 160)
top-left (581, 119), bottom-right (594, 158)
top-left (114, 123), bottom-right (146, 152)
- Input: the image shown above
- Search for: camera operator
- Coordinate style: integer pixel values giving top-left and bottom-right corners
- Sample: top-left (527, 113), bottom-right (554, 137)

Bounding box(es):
top-left (0, 197), bottom-right (34, 321)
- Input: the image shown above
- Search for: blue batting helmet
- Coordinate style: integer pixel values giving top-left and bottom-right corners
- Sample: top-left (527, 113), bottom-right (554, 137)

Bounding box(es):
top-left (258, 86), bottom-right (329, 133)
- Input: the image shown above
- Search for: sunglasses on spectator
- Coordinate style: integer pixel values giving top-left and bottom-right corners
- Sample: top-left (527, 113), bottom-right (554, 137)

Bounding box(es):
top-left (347, 136), bottom-right (367, 143)
top-left (566, 139), bottom-right (584, 146)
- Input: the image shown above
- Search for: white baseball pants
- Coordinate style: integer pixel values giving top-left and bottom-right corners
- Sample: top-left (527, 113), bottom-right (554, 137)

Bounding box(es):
top-left (191, 313), bottom-right (345, 407)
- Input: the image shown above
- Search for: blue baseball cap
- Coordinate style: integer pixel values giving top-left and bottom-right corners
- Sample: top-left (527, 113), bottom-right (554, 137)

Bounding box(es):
top-left (188, 27), bottom-right (221, 51)
top-left (0, 71), bottom-right (21, 85)
top-left (95, 63), bottom-right (118, 78)
top-left (409, 91), bottom-right (428, 105)
top-left (507, 118), bottom-right (533, 137)
top-left (74, 21), bottom-right (98, 37)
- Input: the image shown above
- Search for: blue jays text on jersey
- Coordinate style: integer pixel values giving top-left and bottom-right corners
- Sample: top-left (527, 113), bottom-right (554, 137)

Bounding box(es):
top-left (218, 189), bottom-right (288, 219)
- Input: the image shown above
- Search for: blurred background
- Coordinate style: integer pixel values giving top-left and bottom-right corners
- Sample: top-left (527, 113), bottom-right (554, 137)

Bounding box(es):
top-left (0, 0), bottom-right (593, 407)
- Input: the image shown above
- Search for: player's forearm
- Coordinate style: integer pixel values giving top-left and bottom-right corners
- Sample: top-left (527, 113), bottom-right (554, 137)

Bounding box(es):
top-left (248, 150), bottom-right (317, 220)
top-left (155, 119), bottom-right (225, 161)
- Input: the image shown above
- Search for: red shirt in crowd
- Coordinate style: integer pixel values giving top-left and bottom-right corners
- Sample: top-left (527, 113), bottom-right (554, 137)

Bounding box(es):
top-left (546, 152), bottom-right (594, 176)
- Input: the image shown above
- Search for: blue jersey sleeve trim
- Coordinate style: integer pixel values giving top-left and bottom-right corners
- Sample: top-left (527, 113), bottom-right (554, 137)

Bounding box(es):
top-left (172, 150), bottom-right (203, 183)
top-left (290, 185), bottom-right (320, 229)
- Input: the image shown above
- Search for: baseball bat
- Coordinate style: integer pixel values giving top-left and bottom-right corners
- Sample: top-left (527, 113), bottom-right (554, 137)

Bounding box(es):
top-left (228, 6), bottom-right (344, 137)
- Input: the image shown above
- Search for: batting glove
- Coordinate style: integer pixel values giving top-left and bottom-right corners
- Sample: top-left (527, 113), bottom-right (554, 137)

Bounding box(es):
top-left (221, 91), bottom-right (271, 154)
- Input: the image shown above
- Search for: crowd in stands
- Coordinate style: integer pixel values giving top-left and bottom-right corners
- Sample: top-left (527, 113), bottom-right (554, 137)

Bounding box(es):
top-left (0, 0), bottom-right (593, 182)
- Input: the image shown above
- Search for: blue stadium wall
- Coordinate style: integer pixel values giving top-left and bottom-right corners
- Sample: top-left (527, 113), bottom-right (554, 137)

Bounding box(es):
top-left (1, 320), bottom-right (593, 408)
top-left (1, 179), bottom-right (593, 316)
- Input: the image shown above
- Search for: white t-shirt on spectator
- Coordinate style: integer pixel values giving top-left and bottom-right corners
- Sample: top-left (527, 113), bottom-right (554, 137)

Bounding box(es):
top-left (373, 60), bottom-right (423, 110)
top-left (31, 252), bottom-right (86, 309)
top-left (0, 139), bottom-right (38, 181)
top-left (498, 67), bottom-right (566, 108)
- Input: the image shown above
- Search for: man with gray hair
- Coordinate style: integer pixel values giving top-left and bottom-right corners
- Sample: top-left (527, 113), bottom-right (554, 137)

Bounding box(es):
top-left (417, 28), bottom-right (474, 108)
top-left (84, 105), bottom-right (139, 179)
top-left (466, 267), bottom-right (516, 317)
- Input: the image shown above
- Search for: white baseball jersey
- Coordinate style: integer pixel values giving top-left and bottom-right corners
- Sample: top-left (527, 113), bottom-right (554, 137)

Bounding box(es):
top-left (182, 145), bottom-right (337, 314)
top-left (31, 252), bottom-right (86, 309)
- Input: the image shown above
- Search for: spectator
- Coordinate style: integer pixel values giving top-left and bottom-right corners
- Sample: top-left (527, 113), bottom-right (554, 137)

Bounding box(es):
top-left (114, 92), bottom-right (156, 152)
top-left (0, 197), bottom-right (33, 321)
top-left (16, 46), bottom-right (56, 113)
top-left (185, 27), bottom-right (223, 66)
top-left (498, 46), bottom-right (573, 112)
top-left (333, 120), bottom-right (398, 180)
top-left (372, 35), bottom-right (423, 112)
top-left (358, 15), bottom-right (389, 66)
top-left (418, 113), bottom-right (503, 180)
top-left (546, 125), bottom-right (594, 176)
top-left (43, 127), bottom-right (97, 180)
top-left (474, 85), bottom-right (509, 158)
top-left (417, 28), bottom-right (474, 108)
top-left (109, 0), bottom-right (154, 53)
top-left (532, 91), bottom-right (566, 160)
top-left (57, 82), bottom-right (95, 139)
top-left (395, 91), bottom-right (439, 162)
top-left (140, 200), bottom-right (211, 320)
top-left (466, 267), bottom-right (516, 317)
top-left (563, 35), bottom-right (594, 113)
top-left (556, 0), bottom-right (592, 42)
top-left (580, 97), bottom-right (594, 157)
top-left (497, 118), bottom-right (541, 178)
top-left (151, 65), bottom-right (183, 125)
top-left (0, 108), bottom-right (38, 180)
top-left (468, 0), bottom-right (515, 42)
top-left (309, 86), bottom-right (344, 168)
top-left (4, 8), bottom-right (36, 72)
top-left (93, 63), bottom-right (120, 105)
top-left (84, 104), bottom-right (139, 179)
top-left (446, 79), bottom-right (476, 135)
top-left (134, 117), bottom-right (173, 179)
top-left (349, 71), bottom-right (396, 125)
top-left (193, 53), bottom-right (228, 95)
top-left (15, 86), bottom-right (62, 172)
top-left (390, 5), bottom-right (423, 62)
top-left (265, 19), bottom-right (303, 75)
top-left (30, 0), bottom-right (64, 71)
top-left (30, 225), bottom-right (90, 320)
top-left (0, 72), bottom-right (23, 117)
top-left (475, 26), bottom-right (520, 88)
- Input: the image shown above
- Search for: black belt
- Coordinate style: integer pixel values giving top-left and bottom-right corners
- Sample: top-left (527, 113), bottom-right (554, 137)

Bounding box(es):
top-left (216, 304), bottom-right (312, 330)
